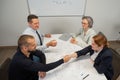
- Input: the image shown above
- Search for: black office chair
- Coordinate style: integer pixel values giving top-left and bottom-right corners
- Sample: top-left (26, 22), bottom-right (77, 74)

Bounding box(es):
top-left (110, 48), bottom-right (120, 80)
top-left (0, 58), bottom-right (11, 80)
top-left (117, 75), bottom-right (120, 80)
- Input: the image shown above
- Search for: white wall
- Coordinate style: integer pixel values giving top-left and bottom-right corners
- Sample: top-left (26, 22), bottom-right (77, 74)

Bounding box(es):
top-left (85, 0), bottom-right (120, 41)
top-left (0, 0), bottom-right (120, 46)
top-left (0, 0), bottom-right (29, 46)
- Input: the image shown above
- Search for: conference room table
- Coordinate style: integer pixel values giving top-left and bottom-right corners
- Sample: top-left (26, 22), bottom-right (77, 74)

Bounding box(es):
top-left (39, 34), bottom-right (107, 80)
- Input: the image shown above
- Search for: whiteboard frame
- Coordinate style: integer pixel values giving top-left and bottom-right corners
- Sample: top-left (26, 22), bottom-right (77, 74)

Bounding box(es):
top-left (27, 0), bottom-right (87, 17)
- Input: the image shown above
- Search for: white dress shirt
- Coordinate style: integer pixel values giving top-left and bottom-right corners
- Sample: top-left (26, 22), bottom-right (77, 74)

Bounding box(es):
top-left (22, 27), bottom-right (47, 52)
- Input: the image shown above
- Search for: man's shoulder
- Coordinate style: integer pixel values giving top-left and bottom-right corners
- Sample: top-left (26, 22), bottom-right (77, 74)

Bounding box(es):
top-left (22, 27), bottom-right (35, 35)
top-left (13, 50), bottom-right (27, 62)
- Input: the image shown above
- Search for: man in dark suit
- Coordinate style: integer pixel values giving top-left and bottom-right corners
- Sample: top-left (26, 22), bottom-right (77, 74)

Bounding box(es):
top-left (8, 35), bottom-right (71, 80)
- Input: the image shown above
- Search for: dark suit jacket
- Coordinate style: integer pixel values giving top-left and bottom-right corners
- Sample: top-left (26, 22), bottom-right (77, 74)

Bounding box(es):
top-left (76, 45), bottom-right (114, 80)
top-left (9, 49), bottom-right (64, 80)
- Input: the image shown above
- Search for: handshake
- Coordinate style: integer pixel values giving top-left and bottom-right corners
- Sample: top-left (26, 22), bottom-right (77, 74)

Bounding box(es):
top-left (38, 53), bottom-right (78, 78)
top-left (63, 53), bottom-right (78, 63)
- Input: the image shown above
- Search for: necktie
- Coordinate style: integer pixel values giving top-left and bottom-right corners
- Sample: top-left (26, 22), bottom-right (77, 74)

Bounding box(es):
top-left (36, 31), bottom-right (43, 45)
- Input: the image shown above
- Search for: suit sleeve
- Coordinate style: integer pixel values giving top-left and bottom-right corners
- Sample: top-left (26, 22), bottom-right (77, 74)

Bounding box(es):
top-left (76, 45), bottom-right (94, 57)
top-left (19, 58), bottom-right (64, 72)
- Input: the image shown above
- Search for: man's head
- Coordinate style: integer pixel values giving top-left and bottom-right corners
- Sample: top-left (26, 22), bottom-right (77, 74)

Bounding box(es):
top-left (18, 35), bottom-right (36, 53)
top-left (27, 14), bottom-right (39, 30)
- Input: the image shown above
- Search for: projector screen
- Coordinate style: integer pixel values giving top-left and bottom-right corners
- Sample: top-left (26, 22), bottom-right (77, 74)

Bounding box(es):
top-left (27, 0), bottom-right (87, 16)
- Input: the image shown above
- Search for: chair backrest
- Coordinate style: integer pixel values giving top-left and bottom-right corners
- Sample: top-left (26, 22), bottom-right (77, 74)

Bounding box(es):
top-left (117, 75), bottom-right (120, 80)
top-left (0, 58), bottom-right (11, 80)
top-left (110, 48), bottom-right (120, 80)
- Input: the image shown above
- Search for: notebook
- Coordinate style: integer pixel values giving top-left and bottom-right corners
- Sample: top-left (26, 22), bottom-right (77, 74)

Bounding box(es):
top-left (59, 33), bottom-right (72, 41)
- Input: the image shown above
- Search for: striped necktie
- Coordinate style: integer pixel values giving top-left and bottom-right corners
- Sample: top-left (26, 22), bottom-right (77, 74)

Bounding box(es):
top-left (36, 31), bottom-right (43, 45)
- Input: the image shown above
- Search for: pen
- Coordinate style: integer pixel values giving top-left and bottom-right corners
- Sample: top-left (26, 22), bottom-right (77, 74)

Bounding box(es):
top-left (83, 74), bottom-right (89, 80)
top-left (71, 35), bottom-right (75, 38)
top-left (72, 36), bottom-right (75, 38)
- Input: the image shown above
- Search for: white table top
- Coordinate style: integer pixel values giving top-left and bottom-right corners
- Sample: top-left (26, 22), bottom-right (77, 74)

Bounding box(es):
top-left (39, 34), bottom-right (107, 80)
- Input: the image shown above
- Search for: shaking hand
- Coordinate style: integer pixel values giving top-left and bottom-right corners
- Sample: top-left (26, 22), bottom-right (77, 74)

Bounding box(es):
top-left (70, 53), bottom-right (78, 58)
top-left (63, 55), bottom-right (71, 63)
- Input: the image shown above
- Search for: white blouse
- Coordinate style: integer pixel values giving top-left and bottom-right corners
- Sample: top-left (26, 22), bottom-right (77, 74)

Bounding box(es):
top-left (76, 28), bottom-right (96, 48)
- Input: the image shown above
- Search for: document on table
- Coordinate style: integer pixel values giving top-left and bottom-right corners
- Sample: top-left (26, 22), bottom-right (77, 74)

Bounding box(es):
top-left (39, 34), bottom-right (107, 80)
top-left (59, 33), bottom-right (72, 41)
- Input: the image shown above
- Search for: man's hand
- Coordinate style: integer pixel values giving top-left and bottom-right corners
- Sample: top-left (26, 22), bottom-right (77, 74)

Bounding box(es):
top-left (63, 55), bottom-right (71, 63)
top-left (38, 71), bottom-right (46, 78)
top-left (46, 40), bottom-right (57, 47)
top-left (70, 38), bottom-right (78, 44)
top-left (45, 34), bottom-right (51, 38)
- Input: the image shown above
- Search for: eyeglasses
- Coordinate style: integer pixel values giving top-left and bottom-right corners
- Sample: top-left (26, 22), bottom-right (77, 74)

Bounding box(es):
top-left (81, 22), bottom-right (88, 25)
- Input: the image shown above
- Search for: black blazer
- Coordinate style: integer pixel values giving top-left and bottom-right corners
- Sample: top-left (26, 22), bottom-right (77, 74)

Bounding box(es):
top-left (76, 45), bottom-right (114, 80)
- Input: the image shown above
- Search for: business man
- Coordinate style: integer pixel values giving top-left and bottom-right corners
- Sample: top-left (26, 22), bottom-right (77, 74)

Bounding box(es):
top-left (8, 35), bottom-right (71, 80)
top-left (23, 14), bottom-right (57, 52)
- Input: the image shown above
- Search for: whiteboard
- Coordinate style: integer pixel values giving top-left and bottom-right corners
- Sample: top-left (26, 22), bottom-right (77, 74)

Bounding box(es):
top-left (27, 0), bottom-right (87, 16)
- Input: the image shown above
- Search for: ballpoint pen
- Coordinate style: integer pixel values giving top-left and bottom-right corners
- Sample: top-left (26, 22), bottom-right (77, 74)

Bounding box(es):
top-left (82, 74), bottom-right (89, 80)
